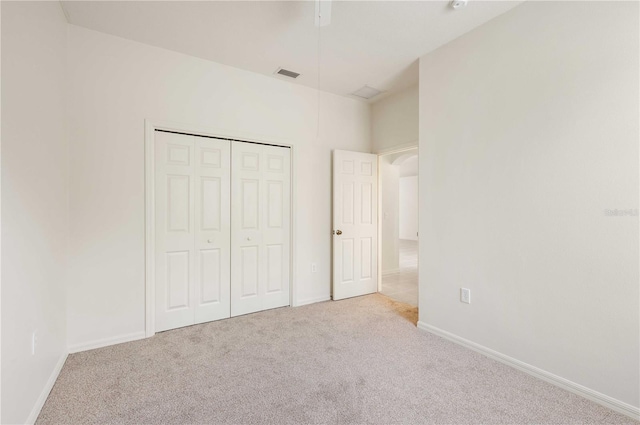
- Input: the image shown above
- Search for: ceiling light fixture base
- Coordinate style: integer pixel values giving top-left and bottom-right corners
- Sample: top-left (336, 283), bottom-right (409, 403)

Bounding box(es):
top-left (451, 0), bottom-right (468, 10)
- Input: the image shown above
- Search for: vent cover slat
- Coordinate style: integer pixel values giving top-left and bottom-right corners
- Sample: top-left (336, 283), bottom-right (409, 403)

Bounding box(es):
top-left (351, 85), bottom-right (383, 100)
top-left (275, 68), bottom-right (300, 79)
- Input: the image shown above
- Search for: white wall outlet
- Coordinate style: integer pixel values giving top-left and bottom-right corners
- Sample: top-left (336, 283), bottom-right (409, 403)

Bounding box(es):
top-left (311, 263), bottom-right (317, 273)
top-left (31, 331), bottom-right (38, 355)
top-left (460, 288), bottom-right (471, 304)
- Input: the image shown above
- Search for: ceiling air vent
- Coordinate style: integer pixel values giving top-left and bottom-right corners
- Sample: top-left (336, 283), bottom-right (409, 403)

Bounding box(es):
top-left (274, 68), bottom-right (301, 79)
top-left (351, 85), bottom-right (383, 100)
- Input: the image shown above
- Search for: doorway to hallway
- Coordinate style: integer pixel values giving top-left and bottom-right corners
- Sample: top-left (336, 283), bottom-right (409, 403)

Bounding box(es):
top-left (381, 239), bottom-right (417, 306)
top-left (378, 148), bottom-right (418, 307)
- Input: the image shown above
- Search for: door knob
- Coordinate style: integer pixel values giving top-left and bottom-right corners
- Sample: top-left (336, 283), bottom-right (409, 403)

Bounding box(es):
top-left (335, 230), bottom-right (342, 235)
top-left (207, 239), bottom-right (213, 243)
top-left (247, 237), bottom-right (252, 241)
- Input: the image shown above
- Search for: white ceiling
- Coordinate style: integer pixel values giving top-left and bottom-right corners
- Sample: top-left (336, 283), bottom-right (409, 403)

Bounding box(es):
top-left (60, 1), bottom-right (524, 102)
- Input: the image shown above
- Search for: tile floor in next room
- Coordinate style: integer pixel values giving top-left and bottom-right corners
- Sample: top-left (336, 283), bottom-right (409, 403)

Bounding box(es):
top-left (381, 239), bottom-right (418, 306)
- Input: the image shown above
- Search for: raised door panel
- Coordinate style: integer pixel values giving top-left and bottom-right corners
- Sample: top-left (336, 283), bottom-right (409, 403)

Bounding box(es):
top-left (266, 244), bottom-right (283, 294)
top-left (167, 175), bottom-right (191, 232)
top-left (341, 239), bottom-right (354, 283)
top-left (166, 251), bottom-right (190, 309)
top-left (240, 246), bottom-right (259, 298)
top-left (267, 181), bottom-right (283, 228)
top-left (342, 182), bottom-right (355, 225)
top-left (199, 249), bottom-right (221, 303)
top-left (200, 177), bottom-right (221, 231)
top-left (241, 179), bottom-right (260, 229)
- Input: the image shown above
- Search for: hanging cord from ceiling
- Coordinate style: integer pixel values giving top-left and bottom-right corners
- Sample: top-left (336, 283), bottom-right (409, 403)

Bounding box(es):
top-left (316, 5), bottom-right (322, 142)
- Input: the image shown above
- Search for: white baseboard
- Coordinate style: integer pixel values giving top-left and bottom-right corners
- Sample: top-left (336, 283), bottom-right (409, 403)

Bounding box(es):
top-left (26, 352), bottom-right (68, 425)
top-left (417, 321), bottom-right (640, 421)
top-left (68, 331), bottom-right (146, 354)
top-left (295, 295), bottom-right (331, 307)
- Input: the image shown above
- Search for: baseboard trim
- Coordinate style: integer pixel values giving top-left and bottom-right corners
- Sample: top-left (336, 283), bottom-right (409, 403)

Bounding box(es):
top-left (417, 321), bottom-right (640, 421)
top-left (68, 331), bottom-right (147, 354)
top-left (26, 352), bottom-right (68, 424)
top-left (295, 295), bottom-right (331, 307)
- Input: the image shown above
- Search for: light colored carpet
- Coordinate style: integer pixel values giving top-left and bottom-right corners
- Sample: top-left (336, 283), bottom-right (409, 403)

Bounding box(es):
top-left (37, 294), bottom-right (636, 424)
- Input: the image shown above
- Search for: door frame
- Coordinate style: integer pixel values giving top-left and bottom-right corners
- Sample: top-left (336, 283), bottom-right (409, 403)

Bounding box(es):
top-left (144, 119), bottom-right (297, 337)
top-left (376, 145), bottom-right (418, 293)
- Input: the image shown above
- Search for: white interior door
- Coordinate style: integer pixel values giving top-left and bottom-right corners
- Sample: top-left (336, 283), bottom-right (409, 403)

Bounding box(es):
top-left (231, 142), bottom-right (291, 316)
top-left (155, 131), bottom-right (231, 332)
top-left (332, 150), bottom-right (378, 300)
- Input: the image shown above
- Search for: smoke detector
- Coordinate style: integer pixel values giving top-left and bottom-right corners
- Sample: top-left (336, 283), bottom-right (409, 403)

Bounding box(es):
top-left (451, 0), bottom-right (468, 10)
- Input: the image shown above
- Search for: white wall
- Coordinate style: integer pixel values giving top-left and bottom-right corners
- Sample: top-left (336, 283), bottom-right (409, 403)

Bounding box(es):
top-left (399, 176), bottom-right (418, 241)
top-left (371, 84), bottom-right (418, 153)
top-left (419, 1), bottom-right (639, 411)
top-left (1, 2), bottom-right (69, 423)
top-left (398, 155), bottom-right (418, 178)
top-left (66, 26), bottom-right (371, 349)
top-left (380, 155), bottom-right (399, 273)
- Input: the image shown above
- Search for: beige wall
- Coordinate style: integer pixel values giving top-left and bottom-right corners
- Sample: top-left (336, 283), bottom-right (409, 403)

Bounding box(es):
top-left (380, 155), bottom-right (400, 273)
top-left (66, 25), bottom-right (371, 350)
top-left (399, 176), bottom-right (418, 241)
top-left (371, 85), bottom-right (418, 153)
top-left (418, 0), bottom-right (639, 410)
top-left (1, 2), bottom-right (69, 423)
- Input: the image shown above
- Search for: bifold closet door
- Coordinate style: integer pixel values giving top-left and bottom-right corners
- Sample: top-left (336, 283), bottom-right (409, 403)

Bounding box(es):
top-left (155, 131), bottom-right (231, 332)
top-left (231, 142), bottom-right (291, 317)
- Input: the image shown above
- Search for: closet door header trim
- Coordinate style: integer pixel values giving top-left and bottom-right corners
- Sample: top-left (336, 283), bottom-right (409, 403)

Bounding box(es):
top-left (155, 129), bottom-right (291, 149)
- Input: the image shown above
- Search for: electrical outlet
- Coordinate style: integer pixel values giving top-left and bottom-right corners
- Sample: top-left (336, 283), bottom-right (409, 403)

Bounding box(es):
top-left (311, 263), bottom-right (317, 273)
top-left (460, 288), bottom-right (471, 304)
top-left (31, 331), bottom-right (38, 355)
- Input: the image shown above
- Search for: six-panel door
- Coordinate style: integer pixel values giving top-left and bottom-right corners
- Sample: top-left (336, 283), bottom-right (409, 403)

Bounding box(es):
top-left (332, 150), bottom-right (378, 300)
top-left (155, 132), bottom-right (231, 332)
top-left (193, 136), bottom-right (232, 325)
top-left (231, 142), bottom-right (291, 317)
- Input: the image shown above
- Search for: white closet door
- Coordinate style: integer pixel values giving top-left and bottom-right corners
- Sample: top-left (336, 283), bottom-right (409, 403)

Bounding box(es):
top-left (194, 136), bottom-right (231, 324)
top-left (231, 142), bottom-right (291, 317)
top-left (155, 132), bottom-right (196, 332)
top-left (155, 131), bottom-right (230, 332)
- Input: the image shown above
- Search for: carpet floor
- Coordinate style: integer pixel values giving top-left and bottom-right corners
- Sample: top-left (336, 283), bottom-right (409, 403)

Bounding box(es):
top-left (37, 294), bottom-right (637, 424)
